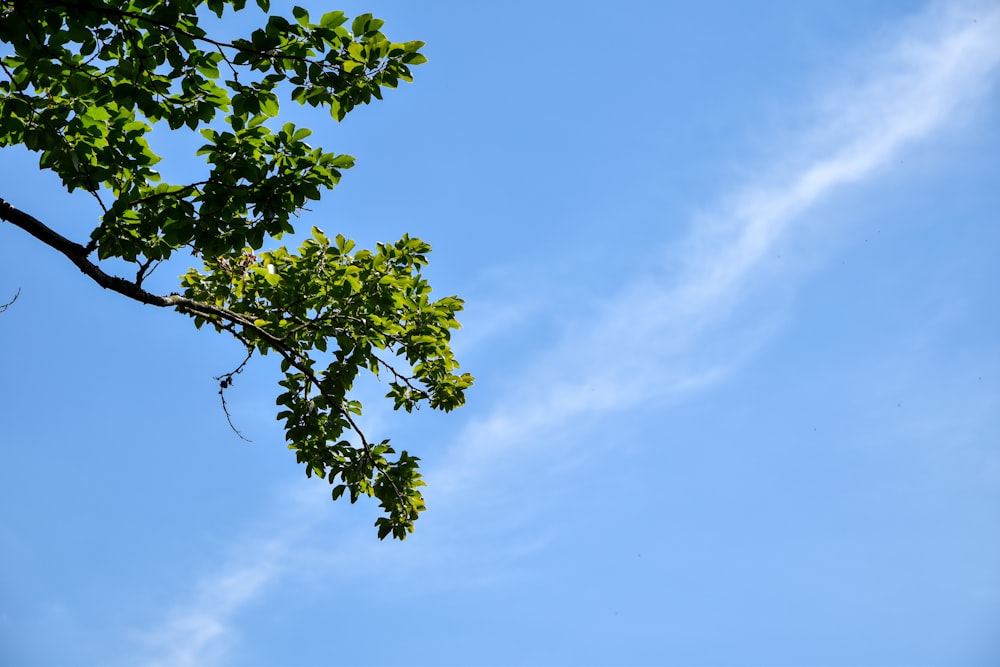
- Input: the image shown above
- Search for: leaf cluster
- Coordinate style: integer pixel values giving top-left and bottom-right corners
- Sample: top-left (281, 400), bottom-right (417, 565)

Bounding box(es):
top-left (182, 229), bottom-right (472, 539)
top-left (0, 0), bottom-right (424, 261)
top-left (0, 0), bottom-right (466, 538)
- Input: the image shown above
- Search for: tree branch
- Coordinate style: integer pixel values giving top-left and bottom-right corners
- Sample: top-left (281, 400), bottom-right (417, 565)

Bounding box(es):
top-left (0, 197), bottom-right (169, 306)
top-left (0, 196), bottom-right (409, 512)
top-left (0, 288), bottom-right (20, 313)
top-left (2, 197), bottom-right (271, 340)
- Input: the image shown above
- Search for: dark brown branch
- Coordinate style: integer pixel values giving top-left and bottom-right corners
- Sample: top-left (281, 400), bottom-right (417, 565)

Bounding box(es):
top-left (1, 197), bottom-right (172, 307)
top-left (0, 198), bottom-right (286, 348)
top-left (0, 197), bottom-right (407, 509)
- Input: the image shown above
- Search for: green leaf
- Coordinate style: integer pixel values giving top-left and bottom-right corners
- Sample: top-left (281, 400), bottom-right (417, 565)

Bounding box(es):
top-left (402, 53), bottom-right (428, 65)
top-left (0, 0), bottom-right (471, 541)
top-left (320, 11), bottom-right (346, 28)
top-left (311, 227), bottom-right (329, 244)
top-left (259, 93), bottom-right (280, 117)
top-left (351, 13), bottom-right (372, 35)
top-left (292, 6), bottom-right (310, 26)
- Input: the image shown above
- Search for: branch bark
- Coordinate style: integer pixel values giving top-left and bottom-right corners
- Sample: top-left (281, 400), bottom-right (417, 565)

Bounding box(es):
top-left (0, 196), bottom-right (302, 361)
top-left (0, 197), bottom-right (172, 306)
top-left (1, 197), bottom-right (274, 340)
top-left (0, 196), bottom-right (385, 472)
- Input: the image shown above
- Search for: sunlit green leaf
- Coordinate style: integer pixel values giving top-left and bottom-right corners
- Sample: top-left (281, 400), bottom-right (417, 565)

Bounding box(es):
top-left (0, 0), bottom-right (458, 541)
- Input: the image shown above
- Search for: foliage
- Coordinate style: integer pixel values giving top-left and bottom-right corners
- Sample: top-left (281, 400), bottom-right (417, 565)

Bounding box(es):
top-left (0, 0), bottom-right (472, 539)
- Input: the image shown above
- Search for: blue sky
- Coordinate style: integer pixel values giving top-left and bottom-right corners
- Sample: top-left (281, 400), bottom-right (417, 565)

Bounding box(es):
top-left (2, 1), bottom-right (1000, 665)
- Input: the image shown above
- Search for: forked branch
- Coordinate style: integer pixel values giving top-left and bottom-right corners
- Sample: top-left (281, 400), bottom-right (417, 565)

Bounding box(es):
top-left (0, 196), bottom-right (409, 512)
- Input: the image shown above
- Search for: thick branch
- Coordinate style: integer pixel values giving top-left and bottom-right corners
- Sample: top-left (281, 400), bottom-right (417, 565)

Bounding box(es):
top-left (0, 197), bottom-right (406, 508)
top-left (0, 198), bottom-right (168, 304)
top-left (0, 198), bottom-right (289, 347)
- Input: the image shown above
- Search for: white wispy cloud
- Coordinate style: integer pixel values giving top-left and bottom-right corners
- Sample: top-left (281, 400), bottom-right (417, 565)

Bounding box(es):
top-left (434, 0), bottom-right (1000, 490)
top-left (135, 2), bottom-right (1000, 663)
top-left (139, 555), bottom-right (279, 667)
top-left (134, 486), bottom-right (326, 667)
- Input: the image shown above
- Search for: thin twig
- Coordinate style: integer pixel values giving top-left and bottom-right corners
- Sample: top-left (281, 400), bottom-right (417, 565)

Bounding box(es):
top-left (0, 288), bottom-right (20, 313)
top-left (214, 347), bottom-right (255, 442)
